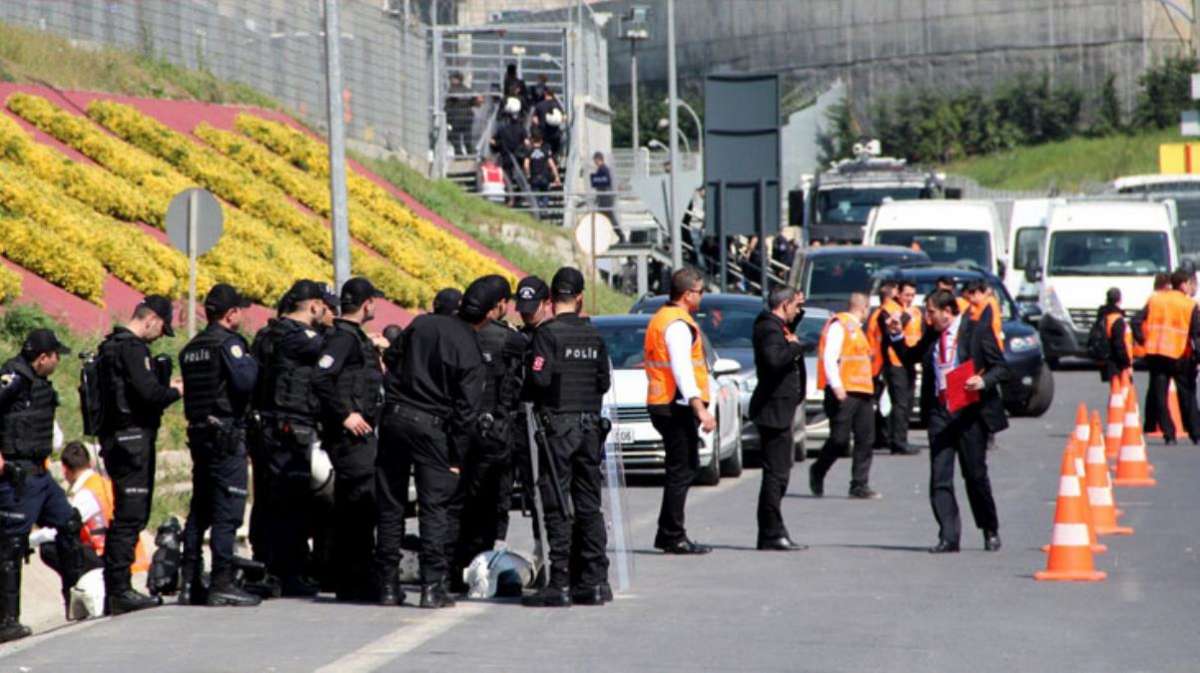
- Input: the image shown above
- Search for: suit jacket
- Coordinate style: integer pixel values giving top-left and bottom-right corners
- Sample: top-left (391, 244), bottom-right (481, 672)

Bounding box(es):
top-left (749, 311), bottom-right (807, 430)
top-left (893, 315), bottom-right (1010, 435)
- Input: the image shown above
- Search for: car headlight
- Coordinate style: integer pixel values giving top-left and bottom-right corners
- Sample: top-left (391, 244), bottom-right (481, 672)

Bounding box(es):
top-left (738, 374), bottom-right (758, 394)
top-left (1008, 334), bottom-right (1040, 353)
top-left (1040, 285), bottom-right (1071, 325)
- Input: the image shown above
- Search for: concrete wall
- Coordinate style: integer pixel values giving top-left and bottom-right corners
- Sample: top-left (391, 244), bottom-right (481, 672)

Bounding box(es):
top-left (599, 0), bottom-right (1193, 116)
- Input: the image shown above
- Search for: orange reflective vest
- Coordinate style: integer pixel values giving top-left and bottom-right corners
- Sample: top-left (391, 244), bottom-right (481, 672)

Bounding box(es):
top-left (867, 300), bottom-right (920, 372)
top-left (817, 313), bottom-right (874, 395)
top-left (969, 297), bottom-right (1004, 349)
top-left (72, 471), bottom-right (149, 571)
top-left (1143, 290), bottom-right (1196, 359)
top-left (644, 305), bottom-right (711, 406)
top-left (955, 296), bottom-right (970, 315)
top-left (1105, 312), bottom-right (1133, 365)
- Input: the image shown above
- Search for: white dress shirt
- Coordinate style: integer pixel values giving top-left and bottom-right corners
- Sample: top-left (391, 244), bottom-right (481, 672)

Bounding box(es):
top-left (665, 320), bottom-right (703, 405)
top-left (933, 315), bottom-right (964, 395)
top-left (821, 319), bottom-right (846, 390)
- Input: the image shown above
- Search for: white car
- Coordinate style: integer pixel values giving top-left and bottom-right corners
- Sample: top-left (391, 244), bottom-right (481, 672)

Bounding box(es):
top-left (594, 314), bottom-right (744, 486)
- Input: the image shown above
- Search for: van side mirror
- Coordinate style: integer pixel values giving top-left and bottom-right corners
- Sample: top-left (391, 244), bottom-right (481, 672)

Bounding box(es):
top-left (1024, 263), bottom-right (1042, 284)
top-left (997, 259), bottom-right (1007, 279)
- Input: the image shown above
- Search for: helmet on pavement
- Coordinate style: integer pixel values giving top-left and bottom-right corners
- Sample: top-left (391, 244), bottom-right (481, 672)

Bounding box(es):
top-left (310, 443), bottom-right (335, 501)
top-left (463, 549), bottom-right (535, 598)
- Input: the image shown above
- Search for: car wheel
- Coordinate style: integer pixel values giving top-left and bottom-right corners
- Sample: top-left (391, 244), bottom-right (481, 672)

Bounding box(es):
top-left (1022, 367), bottom-right (1055, 417)
top-left (720, 433), bottom-right (743, 478)
top-left (696, 432), bottom-right (722, 487)
top-left (793, 421), bottom-right (807, 462)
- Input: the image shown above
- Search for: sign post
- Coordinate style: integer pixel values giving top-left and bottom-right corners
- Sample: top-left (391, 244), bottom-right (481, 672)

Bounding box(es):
top-left (166, 188), bottom-right (224, 338)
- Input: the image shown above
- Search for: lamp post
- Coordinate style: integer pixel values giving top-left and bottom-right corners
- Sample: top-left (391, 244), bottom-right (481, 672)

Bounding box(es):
top-left (621, 5), bottom-right (650, 150)
top-left (666, 98), bottom-right (703, 156)
top-left (654, 121), bottom-right (692, 155)
top-left (666, 0), bottom-right (681, 270)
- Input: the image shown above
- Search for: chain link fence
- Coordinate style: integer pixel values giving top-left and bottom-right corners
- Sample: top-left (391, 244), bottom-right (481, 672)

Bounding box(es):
top-left (0, 0), bottom-right (430, 163)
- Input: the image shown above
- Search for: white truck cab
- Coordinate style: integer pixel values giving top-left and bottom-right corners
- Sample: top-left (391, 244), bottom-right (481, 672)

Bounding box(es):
top-left (1032, 200), bottom-right (1177, 363)
top-left (862, 200), bottom-right (1005, 276)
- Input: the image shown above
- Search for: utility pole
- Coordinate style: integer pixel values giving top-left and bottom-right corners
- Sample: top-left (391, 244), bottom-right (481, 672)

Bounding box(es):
top-left (323, 0), bottom-right (351, 291)
top-left (631, 44), bottom-right (639, 151)
top-left (666, 0), bottom-right (681, 270)
top-left (621, 6), bottom-right (650, 151)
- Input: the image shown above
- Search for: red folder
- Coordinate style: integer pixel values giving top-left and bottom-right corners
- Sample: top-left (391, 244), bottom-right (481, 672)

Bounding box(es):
top-left (944, 360), bottom-right (981, 413)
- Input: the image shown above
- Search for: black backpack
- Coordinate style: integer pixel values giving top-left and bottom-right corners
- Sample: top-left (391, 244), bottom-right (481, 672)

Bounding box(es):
top-left (1086, 313), bottom-right (1112, 362)
top-left (77, 351), bottom-right (104, 436)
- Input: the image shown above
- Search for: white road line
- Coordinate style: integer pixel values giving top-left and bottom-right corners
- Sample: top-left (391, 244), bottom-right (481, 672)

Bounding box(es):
top-left (312, 603), bottom-right (490, 673)
top-left (315, 473), bottom-right (753, 673)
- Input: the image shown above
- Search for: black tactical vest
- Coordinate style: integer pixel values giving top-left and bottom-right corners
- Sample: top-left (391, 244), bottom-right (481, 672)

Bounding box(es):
top-left (333, 321), bottom-right (384, 423)
top-left (180, 325), bottom-right (235, 423)
top-left (97, 330), bottom-right (139, 430)
top-left (270, 319), bottom-right (320, 420)
top-left (250, 321), bottom-right (279, 413)
top-left (477, 320), bottom-right (512, 412)
top-left (0, 357), bottom-right (57, 461)
top-left (540, 317), bottom-right (606, 413)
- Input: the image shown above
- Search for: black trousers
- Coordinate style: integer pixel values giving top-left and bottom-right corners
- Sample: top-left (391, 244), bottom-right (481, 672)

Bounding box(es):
top-left (101, 427), bottom-right (157, 592)
top-left (181, 425), bottom-right (250, 581)
top-left (0, 469), bottom-right (87, 594)
top-left (928, 407), bottom-right (999, 544)
top-left (813, 391), bottom-right (874, 490)
top-left (884, 365), bottom-right (916, 452)
top-left (756, 424), bottom-right (794, 540)
top-left (453, 435), bottom-right (513, 577)
top-left (393, 408), bottom-right (464, 586)
top-left (263, 422), bottom-right (318, 581)
top-left (373, 412), bottom-right (412, 583)
top-left (1144, 355), bottom-right (1199, 441)
top-left (651, 405), bottom-right (700, 546)
top-left (323, 429), bottom-right (378, 598)
top-left (539, 412), bottom-right (608, 589)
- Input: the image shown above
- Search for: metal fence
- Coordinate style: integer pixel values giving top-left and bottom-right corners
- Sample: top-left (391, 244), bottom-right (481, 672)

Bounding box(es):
top-left (0, 0), bottom-right (430, 162)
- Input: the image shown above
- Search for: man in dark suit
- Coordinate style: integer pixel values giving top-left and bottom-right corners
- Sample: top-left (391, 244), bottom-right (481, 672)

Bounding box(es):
top-left (888, 289), bottom-right (1008, 553)
top-left (749, 287), bottom-right (808, 552)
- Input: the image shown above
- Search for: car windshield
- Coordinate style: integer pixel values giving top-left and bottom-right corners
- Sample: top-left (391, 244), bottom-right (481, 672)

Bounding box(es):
top-left (691, 302), bottom-right (760, 350)
top-left (795, 312), bottom-right (828, 346)
top-left (595, 322), bottom-right (649, 369)
top-left (1046, 231), bottom-right (1169, 276)
top-left (804, 253), bottom-right (926, 301)
top-left (816, 187), bottom-right (924, 225)
top-left (875, 230), bottom-right (992, 269)
top-left (1012, 226), bottom-right (1045, 271)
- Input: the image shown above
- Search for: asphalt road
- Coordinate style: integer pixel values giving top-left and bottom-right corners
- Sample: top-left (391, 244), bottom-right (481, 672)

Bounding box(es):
top-left (1, 370), bottom-right (1196, 673)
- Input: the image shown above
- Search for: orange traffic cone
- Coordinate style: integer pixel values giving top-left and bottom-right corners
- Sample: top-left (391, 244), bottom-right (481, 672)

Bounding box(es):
top-left (1071, 403), bottom-right (1089, 447)
top-left (1042, 434), bottom-right (1106, 553)
top-left (1114, 393), bottom-right (1157, 488)
top-left (1085, 411), bottom-right (1133, 536)
top-left (1035, 444), bottom-right (1107, 582)
top-left (1167, 380), bottom-right (1184, 439)
top-left (1105, 377), bottom-right (1126, 459)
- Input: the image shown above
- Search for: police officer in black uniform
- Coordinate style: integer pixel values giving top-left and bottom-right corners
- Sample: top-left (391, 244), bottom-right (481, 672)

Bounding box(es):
top-left (97, 295), bottom-right (182, 615)
top-left (452, 275), bottom-right (520, 585)
top-left (312, 277), bottom-right (387, 602)
top-left (377, 280), bottom-right (487, 609)
top-left (522, 267), bottom-right (612, 608)
top-left (0, 330), bottom-right (86, 641)
top-left (178, 284), bottom-right (261, 607)
top-left (254, 280), bottom-right (328, 596)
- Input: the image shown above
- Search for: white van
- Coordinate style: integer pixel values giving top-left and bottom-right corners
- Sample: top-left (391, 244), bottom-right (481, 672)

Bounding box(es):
top-left (1004, 198), bottom-right (1065, 303)
top-left (862, 200), bottom-right (1005, 276)
top-left (1033, 200), bottom-right (1177, 363)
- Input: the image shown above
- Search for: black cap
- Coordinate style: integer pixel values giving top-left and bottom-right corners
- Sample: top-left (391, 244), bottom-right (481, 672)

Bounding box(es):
top-left (515, 276), bottom-right (549, 314)
top-left (21, 328), bottom-right (70, 358)
top-left (551, 267), bottom-right (585, 298)
top-left (318, 283), bottom-right (339, 311)
top-left (204, 283), bottom-right (252, 317)
top-left (432, 288), bottom-right (462, 316)
top-left (460, 277), bottom-right (504, 323)
top-left (139, 295), bottom-right (175, 337)
top-left (340, 277), bottom-right (385, 309)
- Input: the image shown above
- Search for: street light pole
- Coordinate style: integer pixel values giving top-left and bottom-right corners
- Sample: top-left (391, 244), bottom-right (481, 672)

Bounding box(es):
top-left (323, 0), bottom-right (351, 291)
top-left (666, 0), bottom-right (681, 270)
top-left (676, 98), bottom-right (703, 155)
top-left (630, 43), bottom-right (639, 151)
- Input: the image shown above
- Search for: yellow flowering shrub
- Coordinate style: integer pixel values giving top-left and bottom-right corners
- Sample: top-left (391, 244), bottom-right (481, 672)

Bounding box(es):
top-left (0, 113), bottom-right (157, 225)
top-left (0, 215), bottom-right (105, 305)
top-left (5, 94), bottom-right (331, 305)
top-left (0, 162), bottom-right (207, 298)
top-left (234, 115), bottom-right (516, 287)
top-left (0, 263), bottom-right (20, 304)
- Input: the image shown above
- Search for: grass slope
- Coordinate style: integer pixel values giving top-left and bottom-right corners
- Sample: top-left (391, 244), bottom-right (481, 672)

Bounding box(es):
top-left (944, 128), bottom-right (1183, 192)
top-left (0, 22), bottom-right (275, 107)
